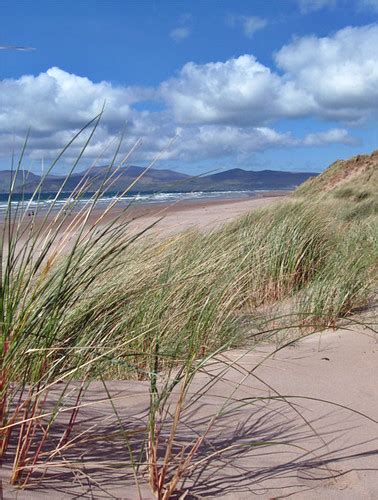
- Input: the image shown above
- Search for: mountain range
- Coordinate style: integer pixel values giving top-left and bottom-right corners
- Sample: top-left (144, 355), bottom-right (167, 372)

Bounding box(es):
top-left (0, 165), bottom-right (318, 194)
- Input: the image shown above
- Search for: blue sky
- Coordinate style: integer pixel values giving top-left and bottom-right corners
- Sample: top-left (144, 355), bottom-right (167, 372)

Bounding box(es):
top-left (1, 0), bottom-right (378, 174)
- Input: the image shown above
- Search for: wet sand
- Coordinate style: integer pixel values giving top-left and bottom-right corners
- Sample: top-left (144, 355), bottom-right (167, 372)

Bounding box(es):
top-left (35, 191), bottom-right (286, 234)
top-left (0, 194), bottom-right (285, 255)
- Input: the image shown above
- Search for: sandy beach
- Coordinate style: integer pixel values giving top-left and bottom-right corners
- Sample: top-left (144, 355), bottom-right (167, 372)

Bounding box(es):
top-left (1, 194), bottom-right (285, 255)
top-left (126, 194), bottom-right (284, 235)
top-left (2, 193), bottom-right (377, 499)
top-left (3, 325), bottom-right (377, 499)
top-left (2, 2), bottom-right (378, 498)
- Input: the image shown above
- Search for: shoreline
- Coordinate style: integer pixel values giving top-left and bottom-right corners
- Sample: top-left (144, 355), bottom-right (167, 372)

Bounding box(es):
top-left (125, 193), bottom-right (285, 236)
top-left (0, 189), bottom-right (288, 216)
top-left (96, 190), bottom-right (286, 221)
top-left (0, 192), bottom-right (287, 241)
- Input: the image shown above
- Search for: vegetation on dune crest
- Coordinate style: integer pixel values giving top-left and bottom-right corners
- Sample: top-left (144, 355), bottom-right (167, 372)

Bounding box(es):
top-left (64, 198), bottom-right (376, 380)
top-left (0, 129), bottom-right (377, 495)
top-left (294, 149), bottom-right (378, 198)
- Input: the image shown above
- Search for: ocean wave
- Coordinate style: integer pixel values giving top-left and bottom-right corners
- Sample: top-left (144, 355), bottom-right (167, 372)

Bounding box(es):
top-left (0, 190), bottom-right (257, 213)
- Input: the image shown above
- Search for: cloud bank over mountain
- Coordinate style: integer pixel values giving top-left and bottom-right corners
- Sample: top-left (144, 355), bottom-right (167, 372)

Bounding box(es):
top-left (1, 24), bottom-right (377, 167)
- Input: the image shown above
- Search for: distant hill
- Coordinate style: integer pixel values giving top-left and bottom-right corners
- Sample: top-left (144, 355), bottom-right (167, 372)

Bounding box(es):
top-left (177, 169), bottom-right (316, 192)
top-left (0, 170), bottom-right (41, 191)
top-left (0, 165), bottom-right (317, 194)
top-left (294, 150), bottom-right (378, 198)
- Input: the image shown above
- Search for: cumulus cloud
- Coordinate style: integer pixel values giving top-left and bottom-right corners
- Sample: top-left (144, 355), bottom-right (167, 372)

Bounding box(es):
top-left (0, 67), bottom-right (160, 163)
top-left (228, 15), bottom-right (267, 38)
top-left (1, 24), bottom-right (374, 166)
top-left (275, 24), bottom-right (378, 121)
top-left (165, 126), bottom-right (295, 161)
top-left (0, 66), bottom-right (153, 134)
top-left (301, 128), bottom-right (359, 146)
top-left (165, 125), bottom-right (356, 161)
top-left (160, 55), bottom-right (314, 126)
top-left (161, 24), bottom-right (378, 126)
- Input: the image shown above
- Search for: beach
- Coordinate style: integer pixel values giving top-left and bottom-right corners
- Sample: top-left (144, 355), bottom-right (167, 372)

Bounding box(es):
top-left (2, 190), bottom-right (377, 499)
top-left (3, 325), bottom-right (377, 499)
top-left (0, 193), bottom-right (285, 252)
top-left (125, 193), bottom-right (284, 235)
top-left (2, 4), bottom-right (378, 498)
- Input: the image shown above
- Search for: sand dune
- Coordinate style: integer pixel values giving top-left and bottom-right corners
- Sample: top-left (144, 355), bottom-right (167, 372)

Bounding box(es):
top-left (3, 325), bottom-right (377, 499)
top-left (2, 193), bottom-right (377, 499)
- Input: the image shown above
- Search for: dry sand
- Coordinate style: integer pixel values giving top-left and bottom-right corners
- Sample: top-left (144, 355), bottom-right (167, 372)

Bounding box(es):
top-left (3, 326), bottom-right (377, 499)
top-left (2, 194), bottom-right (377, 499)
top-left (126, 194), bottom-right (283, 236)
top-left (1, 195), bottom-right (284, 256)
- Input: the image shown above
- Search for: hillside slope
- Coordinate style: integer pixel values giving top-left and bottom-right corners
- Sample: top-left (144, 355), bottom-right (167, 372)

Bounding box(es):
top-left (178, 169), bottom-right (315, 192)
top-left (0, 166), bottom-right (317, 194)
top-left (294, 150), bottom-right (378, 198)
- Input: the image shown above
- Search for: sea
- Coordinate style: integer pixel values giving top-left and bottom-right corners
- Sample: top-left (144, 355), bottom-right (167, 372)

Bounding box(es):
top-left (0, 190), bottom-right (277, 214)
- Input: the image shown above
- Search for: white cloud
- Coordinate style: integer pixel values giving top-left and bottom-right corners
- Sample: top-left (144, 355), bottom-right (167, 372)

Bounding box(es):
top-left (170, 27), bottom-right (191, 42)
top-left (166, 126), bottom-right (356, 161)
top-left (160, 55), bottom-right (314, 126)
top-left (0, 67), bottom-right (153, 135)
top-left (161, 24), bottom-right (378, 127)
top-left (165, 126), bottom-right (295, 161)
top-left (301, 128), bottom-right (359, 146)
top-left (2, 23), bottom-right (374, 167)
top-left (275, 24), bottom-right (378, 121)
top-left (0, 67), bottom-right (161, 163)
top-left (228, 15), bottom-right (267, 38)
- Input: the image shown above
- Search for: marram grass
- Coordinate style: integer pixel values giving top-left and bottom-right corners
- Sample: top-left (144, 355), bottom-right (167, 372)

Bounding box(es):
top-left (56, 197), bottom-right (377, 380)
top-left (0, 124), bottom-right (376, 495)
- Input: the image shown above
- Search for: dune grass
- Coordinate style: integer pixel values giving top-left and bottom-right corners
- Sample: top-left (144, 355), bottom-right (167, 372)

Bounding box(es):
top-left (0, 120), bottom-right (164, 485)
top-left (60, 197), bottom-right (377, 380)
top-left (0, 128), bottom-right (377, 495)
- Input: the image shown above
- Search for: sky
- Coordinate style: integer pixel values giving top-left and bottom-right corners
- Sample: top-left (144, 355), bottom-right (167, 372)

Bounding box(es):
top-left (0, 0), bottom-right (378, 174)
